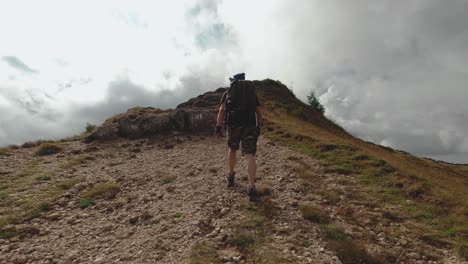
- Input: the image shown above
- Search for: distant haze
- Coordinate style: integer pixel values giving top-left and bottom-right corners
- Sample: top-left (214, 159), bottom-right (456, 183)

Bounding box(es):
top-left (1, 0), bottom-right (467, 164)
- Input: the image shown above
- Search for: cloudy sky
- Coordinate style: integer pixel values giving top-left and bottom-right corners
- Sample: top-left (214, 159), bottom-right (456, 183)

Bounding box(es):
top-left (1, 0), bottom-right (467, 163)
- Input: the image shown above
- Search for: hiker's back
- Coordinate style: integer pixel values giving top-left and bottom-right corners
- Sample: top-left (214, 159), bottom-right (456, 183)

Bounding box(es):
top-left (225, 80), bottom-right (258, 127)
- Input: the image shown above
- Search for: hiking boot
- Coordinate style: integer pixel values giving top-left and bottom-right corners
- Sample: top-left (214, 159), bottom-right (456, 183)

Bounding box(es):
top-left (226, 172), bottom-right (235, 187)
top-left (247, 185), bottom-right (257, 201)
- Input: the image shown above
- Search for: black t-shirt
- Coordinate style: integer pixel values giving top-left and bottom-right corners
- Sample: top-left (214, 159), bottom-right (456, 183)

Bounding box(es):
top-left (220, 91), bottom-right (260, 126)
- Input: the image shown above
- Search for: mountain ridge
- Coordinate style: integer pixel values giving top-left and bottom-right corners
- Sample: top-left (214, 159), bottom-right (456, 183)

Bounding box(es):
top-left (0, 79), bottom-right (466, 263)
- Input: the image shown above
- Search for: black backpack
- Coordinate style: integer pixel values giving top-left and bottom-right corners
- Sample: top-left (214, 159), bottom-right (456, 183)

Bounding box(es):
top-left (224, 80), bottom-right (257, 126)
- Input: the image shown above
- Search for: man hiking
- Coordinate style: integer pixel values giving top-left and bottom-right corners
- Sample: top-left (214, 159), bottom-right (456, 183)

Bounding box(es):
top-left (215, 73), bottom-right (263, 201)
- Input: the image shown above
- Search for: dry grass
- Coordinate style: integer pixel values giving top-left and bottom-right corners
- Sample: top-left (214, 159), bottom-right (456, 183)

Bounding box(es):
top-left (161, 175), bottom-right (176, 184)
top-left (255, 80), bottom-right (468, 257)
top-left (189, 241), bottom-right (220, 264)
top-left (324, 222), bottom-right (347, 241)
top-left (299, 204), bottom-right (329, 224)
top-left (35, 144), bottom-right (62, 156)
top-left (455, 242), bottom-right (468, 261)
top-left (0, 147), bottom-right (9, 156)
top-left (261, 101), bottom-right (467, 250)
top-left (230, 228), bottom-right (256, 251)
top-left (84, 183), bottom-right (120, 199)
top-left (255, 184), bottom-right (272, 196)
top-left (228, 195), bottom-right (278, 256)
top-left (58, 178), bottom-right (82, 190)
top-left (252, 247), bottom-right (289, 264)
top-left (59, 156), bottom-right (88, 169)
top-left (0, 171), bottom-right (64, 237)
top-left (165, 185), bottom-right (176, 193)
top-left (327, 240), bottom-right (385, 264)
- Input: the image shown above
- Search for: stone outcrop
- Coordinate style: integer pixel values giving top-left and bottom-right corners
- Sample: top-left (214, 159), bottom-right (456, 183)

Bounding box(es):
top-left (85, 88), bottom-right (227, 142)
top-left (176, 87), bottom-right (226, 109)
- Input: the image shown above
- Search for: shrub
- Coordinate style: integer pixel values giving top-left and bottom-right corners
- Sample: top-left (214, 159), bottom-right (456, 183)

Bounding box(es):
top-left (324, 223), bottom-right (347, 241)
top-left (39, 202), bottom-right (51, 211)
top-left (328, 240), bottom-right (383, 264)
top-left (162, 175), bottom-right (176, 184)
top-left (256, 184), bottom-right (272, 196)
top-left (230, 228), bottom-right (255, 251)
top-left (166, 185), bottom-right (176, 192)
top-left (299, 204), bottom-right (329, 223)
top-left (35, 144), bottom-right (62, 156)
top-left (36, 175), bottom-right (51, 181)
top-left (22, 142), bottom-right (39, 148)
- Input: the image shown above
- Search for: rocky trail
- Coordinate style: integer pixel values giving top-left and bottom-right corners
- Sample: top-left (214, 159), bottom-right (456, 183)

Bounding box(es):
top-left (0, 134), bottom-right (464, 264)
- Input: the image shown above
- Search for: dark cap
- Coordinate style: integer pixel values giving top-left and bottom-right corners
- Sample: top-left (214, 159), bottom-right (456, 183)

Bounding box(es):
top-left (229, 73), bottom-right (245, 82)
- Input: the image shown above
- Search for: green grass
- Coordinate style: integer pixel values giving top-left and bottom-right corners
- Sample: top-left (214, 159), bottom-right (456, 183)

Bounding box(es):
top-left (0, 191), bottom-right (8, 200)
top-left (79, 197), bottom-right (95, 208)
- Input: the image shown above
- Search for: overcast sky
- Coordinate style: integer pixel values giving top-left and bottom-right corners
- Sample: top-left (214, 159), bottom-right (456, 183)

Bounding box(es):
top-left (1, 0), bottom-right (467, 163)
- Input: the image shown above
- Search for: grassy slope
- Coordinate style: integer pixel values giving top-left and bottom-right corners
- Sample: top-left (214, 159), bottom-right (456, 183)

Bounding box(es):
top-left (254, 79), bottom-right (467, 253)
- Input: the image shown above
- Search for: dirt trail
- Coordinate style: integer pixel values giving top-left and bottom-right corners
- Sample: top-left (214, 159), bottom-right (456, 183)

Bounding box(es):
top-left (0, 135), bottom-right (464, 264)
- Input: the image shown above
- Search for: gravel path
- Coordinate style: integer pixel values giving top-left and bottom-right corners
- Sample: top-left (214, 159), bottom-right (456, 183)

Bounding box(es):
top-left (0, 135), bottom-right (464, 264)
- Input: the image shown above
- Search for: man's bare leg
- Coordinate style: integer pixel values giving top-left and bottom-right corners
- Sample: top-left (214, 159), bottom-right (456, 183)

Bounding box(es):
top-left (245, 154), bottom-right (256, 188)
top-left (228, 148), bottom-right (237, 173)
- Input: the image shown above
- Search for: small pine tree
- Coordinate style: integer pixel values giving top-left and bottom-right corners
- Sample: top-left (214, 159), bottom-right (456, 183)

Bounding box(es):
top-left (85, 123), bottom-right (96, 133)
top-left (307, 91), bottom-right (325, 114)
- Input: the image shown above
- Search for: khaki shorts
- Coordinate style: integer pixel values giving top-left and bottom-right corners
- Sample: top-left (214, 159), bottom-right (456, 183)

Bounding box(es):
top-left (227, 126), bottom-right (260, 155)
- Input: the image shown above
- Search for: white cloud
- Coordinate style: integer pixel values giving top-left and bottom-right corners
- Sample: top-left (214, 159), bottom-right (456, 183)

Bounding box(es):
top-left (0, 0), bottom-right (467, 163)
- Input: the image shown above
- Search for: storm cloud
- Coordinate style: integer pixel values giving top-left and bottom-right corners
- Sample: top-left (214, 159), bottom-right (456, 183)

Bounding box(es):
top-left (0, 0), bottom-right (467, 163)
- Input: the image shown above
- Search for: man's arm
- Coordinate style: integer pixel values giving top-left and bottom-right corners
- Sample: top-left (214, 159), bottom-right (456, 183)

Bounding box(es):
top-left (256, 106), bottom-right (263, 127)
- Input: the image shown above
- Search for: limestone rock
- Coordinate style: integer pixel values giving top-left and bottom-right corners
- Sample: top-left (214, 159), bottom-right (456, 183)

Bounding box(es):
top-left (85, 108), bottom-right (216, 142)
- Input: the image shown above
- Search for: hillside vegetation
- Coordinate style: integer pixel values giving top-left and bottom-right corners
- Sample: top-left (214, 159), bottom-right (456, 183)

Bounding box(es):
top-left (255, 79), bottom-right (468, 257)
